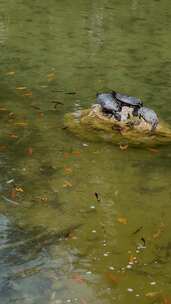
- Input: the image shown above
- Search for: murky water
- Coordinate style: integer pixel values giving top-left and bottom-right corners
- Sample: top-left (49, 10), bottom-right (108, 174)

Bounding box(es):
top-left (0, 0), bottom-right (171, 303)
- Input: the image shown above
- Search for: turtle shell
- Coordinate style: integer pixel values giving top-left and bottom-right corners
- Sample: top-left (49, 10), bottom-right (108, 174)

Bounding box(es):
top-left (113, 91), bottom-right (143, 107)
top-left (96, 93), bottom-right (121, 112)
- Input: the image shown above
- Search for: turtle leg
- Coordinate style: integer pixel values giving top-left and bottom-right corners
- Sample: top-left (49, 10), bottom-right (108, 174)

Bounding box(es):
top-left (132, 107), bottom-right (139, 116)
top-left (150, 120), bottom-right (158, 132)
top-left (112, 111), bottom-right (121, 121)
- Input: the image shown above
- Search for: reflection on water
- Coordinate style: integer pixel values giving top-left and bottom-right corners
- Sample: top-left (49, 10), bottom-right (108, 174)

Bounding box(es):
top-left (0, 0), bottom-right (171, 303)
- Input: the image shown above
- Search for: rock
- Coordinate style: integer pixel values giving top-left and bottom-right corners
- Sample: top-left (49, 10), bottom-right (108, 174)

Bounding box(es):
top-left (64, 105), bottom-right (171, 147)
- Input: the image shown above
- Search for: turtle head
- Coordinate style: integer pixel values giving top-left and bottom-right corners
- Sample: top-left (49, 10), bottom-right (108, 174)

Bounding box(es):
top-left (111, 91), bottom-right (117, 98)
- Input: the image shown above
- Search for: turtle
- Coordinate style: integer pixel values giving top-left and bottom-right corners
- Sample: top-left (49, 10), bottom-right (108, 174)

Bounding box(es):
top-left (96, 92), bottom-right (122, 121)
top-left (137, 106), bottom-right (159, 131)
top-left (112, 91), bottom-right (143, 115)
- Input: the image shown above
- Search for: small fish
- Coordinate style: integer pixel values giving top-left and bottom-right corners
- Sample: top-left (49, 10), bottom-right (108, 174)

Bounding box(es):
top-left (94, 192), bottom-right (100, 202)
top-left (65, 92), bottom-right (76, 95)
top-left (132, 226), bottom-right (143, 235)
top-left (141, 237), bottom-right (146, 246)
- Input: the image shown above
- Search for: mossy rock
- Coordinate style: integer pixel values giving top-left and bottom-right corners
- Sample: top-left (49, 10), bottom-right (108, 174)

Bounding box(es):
top-left (64, 106), bottom-right (171, 147)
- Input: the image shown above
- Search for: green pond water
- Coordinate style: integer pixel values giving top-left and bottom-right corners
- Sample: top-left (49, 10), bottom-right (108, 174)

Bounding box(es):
top-left (0, 0), bottom-right (171, 303)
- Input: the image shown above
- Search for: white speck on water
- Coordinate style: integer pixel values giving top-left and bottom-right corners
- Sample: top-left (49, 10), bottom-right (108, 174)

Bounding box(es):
top-left (127, 288), bottom-right (134, 292)
top-left (6, 179), bottom-right (14, 184)
top-left (92, 230), bottom-right (96, 233)
top-left (114, 190), bottom-right (119, 196)
top-left (66, 300), bottom-right (71, 303)
top-left (126, 265), bottom-right (132, 269)
top-left (82, 143), bottom-right (88, 147)
top-left (90, 205), bottom-right (95, 209)
top-left (150, 281), bottom-right (156, 285)
top-left (103, 243), bottom-right (106, 247)
top-left (136, 294), bottom-right (140, 297)
top-left (86, 271), bottom-right (92, 274)
top-left (128, 261), bottom-right (134, 265)
top-left (136, 250), bottom-right (140, 253)
top-left (104, 253), bottom-right (109, 257)
top-left (109, 266), bottom-right (114, 270)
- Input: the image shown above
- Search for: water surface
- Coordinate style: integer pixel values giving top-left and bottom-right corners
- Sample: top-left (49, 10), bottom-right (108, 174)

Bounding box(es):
top-left (0, 0), bottom-right (171, 303)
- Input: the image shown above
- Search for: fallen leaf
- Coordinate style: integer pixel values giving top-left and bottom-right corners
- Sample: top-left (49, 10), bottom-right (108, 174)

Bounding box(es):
top-left (15, 187), bottom-right (24, 192)
top-left (6, 71), bottom-right (15, 75)
top-left (72, 274), bottom-right (85, 284)
top-left (72, 151), bottom-right (81, 157)
top-left (16, 86), bottom-right (27, 90)
top-left (119, 144), bottom-right (128, 151)
top-left (27, 147), bottom-right (33, 156)
top-left (64, 166), bottom-right (73, 174)
top-left (106, 272), bottom-right (120, 284)
top-left (63, 181), bottom-right (72, 188)
top-left (117, 217), bottom-right (128, 224)
top-left (23, 91), bottom-right (32, 97)
top-left (11, 188), bottom-right (16, 200)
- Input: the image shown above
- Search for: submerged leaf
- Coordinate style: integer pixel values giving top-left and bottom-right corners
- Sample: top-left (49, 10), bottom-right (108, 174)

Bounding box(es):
top-left (148, 148), bottom-right (159, 154)
top-left (64, 152), bottom-right (70, 159)
top-left (15, 122), bottom-right (28, 127)
top-left (72, 273), bottom-right (85, 284)
top-left (64, 166), bottom-right (73, 174)
top-left (9, 133), bottom-right (18, 139)
top-left (145, 292), bottom-right (161, 299)
top-left (16, 86), bottom-right (27, 90)
top-left (63, 181), bottom-right (73, 188)
top-left (117, 217), bottom-right (128, 224)
top-left (0, 107), bottom-right (8, 111)
top-left (0, 145), bottom-right (7, 151)
top-left (11, 188), bottom-right (16, 200)
top-left (6, 71), bottom-right (15, 75)
top-left (23, 91), bottom-right (32, 96)
top-left (163, 296), bottom-right (171, 304)
top-left (72, 150), bottom-right (81, 157)
top-left (106, 272), bottom-right (120, 284)
top-left (27, 147), bottom-right (33, 156)
top-left (47, 73), bottom-right (56, 81)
